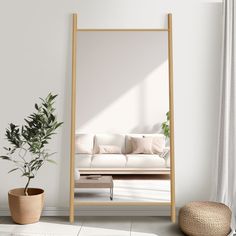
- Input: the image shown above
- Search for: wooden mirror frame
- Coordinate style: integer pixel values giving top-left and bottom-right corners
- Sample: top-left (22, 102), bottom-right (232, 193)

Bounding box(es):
top-left (69, 13), bottom-right (175, 223)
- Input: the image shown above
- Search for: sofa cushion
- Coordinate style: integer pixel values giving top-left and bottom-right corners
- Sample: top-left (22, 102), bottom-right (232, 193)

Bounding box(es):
top-left (75, 134), bottom-right (94, 154)
top-left (75, 154), bottom-right (92, 168)
top-left (91, 154), bottom-right (127, 168)
top-left (125, 134), bottom-right (144, 154)
top-left (126, 154), bottom-right (165, 168)
top-left (94, 134), bottom-right (125, 154)
top-left (98, 145), bottom-right (122, 154)
top-left (143, 134), bottom-right (165, 154)
top-left (131, 137), bottom-right (153, 154)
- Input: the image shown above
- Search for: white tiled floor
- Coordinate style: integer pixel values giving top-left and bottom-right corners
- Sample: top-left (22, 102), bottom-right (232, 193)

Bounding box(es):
top-left (0, 216), bottom-right (184, 236)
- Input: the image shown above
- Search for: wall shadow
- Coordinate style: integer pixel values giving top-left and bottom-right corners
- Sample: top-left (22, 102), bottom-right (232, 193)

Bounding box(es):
top-left (76, 31), bottom-right (169, 133)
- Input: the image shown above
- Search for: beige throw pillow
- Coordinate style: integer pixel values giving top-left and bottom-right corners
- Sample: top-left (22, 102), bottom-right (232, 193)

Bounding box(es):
top-left (131, 137), bottom-right (153, 154)
top-left (98, 145), bottom-right (121, 154)
top-left (151, 136), bottom-right (165, 154)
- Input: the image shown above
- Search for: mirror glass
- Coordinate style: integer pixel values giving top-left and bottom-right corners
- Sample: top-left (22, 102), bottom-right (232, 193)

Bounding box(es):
top-left (74, 31), bottom-right (170, 203)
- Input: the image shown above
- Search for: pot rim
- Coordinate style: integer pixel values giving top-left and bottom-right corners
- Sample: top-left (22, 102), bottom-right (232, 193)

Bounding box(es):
top-left (8, 188), bottom-right (44, 197)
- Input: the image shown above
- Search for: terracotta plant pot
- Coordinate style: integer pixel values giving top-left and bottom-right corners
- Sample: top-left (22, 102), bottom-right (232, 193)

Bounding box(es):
top-left (8, 188), bottom-right (44, 224)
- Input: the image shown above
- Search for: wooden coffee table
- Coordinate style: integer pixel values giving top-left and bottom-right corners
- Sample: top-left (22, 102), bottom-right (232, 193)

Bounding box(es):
top-left (75, 176), bottom-right (114, 200)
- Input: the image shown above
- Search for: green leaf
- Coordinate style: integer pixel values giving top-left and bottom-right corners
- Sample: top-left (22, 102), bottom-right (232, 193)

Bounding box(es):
top-left (22, 172), bottom-right (30, 177)
top-left (166, 111), bottom-right (170, 121)
top-left (50, 114), bottom-right (55, 122)
top-left (43, 103), bottom-right (48, 108)
top-left (0, 156), bottom-right (11, 160)
top-left (55, 122), bottom-right (63, 129)
top-left (51, 94), bottom-right (58, 101)
top-left (10, 123), bottom-right (16, 130)
top-left (8, 168), bottom-right (19, 173)
top-left (161, 111), bottom-right (170, 138)
top-left (46, 159), bottom-right (57, 164)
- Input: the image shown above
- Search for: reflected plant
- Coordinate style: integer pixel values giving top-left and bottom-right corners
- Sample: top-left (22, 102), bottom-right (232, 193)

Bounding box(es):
top-left (0, 93), bottom-right (63, 195)
top-left (161, 111), bottom-right (170, 138)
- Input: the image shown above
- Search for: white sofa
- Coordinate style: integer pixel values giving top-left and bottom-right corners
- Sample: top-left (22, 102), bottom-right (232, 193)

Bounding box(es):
top-left (75, 134), bottom-right (170, 175)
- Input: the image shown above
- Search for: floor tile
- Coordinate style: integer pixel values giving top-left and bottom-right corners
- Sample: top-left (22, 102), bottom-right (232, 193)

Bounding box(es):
top-left (79, 216), bottom-right (131, 236)
top-left (131, 232), bottom-right (158, 236)
top-left (81, 216), bottom-right (131, 231)
top-left (79, 226), bottom-right (130, 236)
top-left (0, 221), bottom-right (81, 236)
top-left (0, 216), bottom-right (184, 236)
top-left (131, 217), bottom-right (183, 236)
top-left (41, 216), bottom-right (83, 226)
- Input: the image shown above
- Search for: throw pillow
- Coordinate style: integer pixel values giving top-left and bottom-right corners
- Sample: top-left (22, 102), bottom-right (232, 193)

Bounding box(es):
top-left (98, 145), bottom-right (122, 154)
top-left (151, 136), bottom-right (165, 154)
top-left (131, 137), bottom-right (153, 154)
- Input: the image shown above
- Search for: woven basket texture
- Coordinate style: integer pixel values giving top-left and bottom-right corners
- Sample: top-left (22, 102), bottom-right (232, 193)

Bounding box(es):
top-left (179, 201), bottom-right (231, 236)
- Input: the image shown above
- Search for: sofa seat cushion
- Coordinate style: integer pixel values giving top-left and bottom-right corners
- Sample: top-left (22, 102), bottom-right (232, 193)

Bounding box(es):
top-left (126, 154), bottom-right (165, 168)
top-left (91, 154), bottom-right (127, 168)
top-left (75, 154), bottom-right (92, 168)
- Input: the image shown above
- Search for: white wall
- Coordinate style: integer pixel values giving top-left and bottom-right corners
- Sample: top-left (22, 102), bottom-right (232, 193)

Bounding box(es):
top-left (0, 0), bottom-right (222, 214)
top-left (76, 32), bottom-right (169, 133)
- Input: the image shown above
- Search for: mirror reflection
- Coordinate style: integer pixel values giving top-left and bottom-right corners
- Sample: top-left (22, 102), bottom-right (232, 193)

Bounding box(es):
top-left (74, 31), bottom-right (170, 203)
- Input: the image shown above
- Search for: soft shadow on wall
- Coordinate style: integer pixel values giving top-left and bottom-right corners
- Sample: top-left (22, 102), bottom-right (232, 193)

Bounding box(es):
top-left (76, 31), bottom-right (169, 134)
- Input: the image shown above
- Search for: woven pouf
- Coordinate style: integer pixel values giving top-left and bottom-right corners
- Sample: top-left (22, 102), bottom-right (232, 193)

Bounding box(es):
top-left (179, 201), bottom-right (231, 236)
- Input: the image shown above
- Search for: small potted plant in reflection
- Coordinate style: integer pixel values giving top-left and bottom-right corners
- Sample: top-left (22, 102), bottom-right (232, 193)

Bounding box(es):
top-left (161, 111), bottom-right (170, 141)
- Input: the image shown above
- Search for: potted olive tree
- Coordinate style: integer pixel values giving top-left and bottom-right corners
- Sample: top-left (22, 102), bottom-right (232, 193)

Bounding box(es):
top-left (0, 93), bottom-right (63, 224)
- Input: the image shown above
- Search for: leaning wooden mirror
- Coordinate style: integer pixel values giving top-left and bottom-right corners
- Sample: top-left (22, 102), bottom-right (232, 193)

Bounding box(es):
top-left (69, 13), bottom-right (175, 223)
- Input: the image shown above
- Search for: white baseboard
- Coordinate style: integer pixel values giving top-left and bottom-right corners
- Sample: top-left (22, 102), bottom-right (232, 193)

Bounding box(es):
top-left (0, 206), bottom-right (175, 217)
